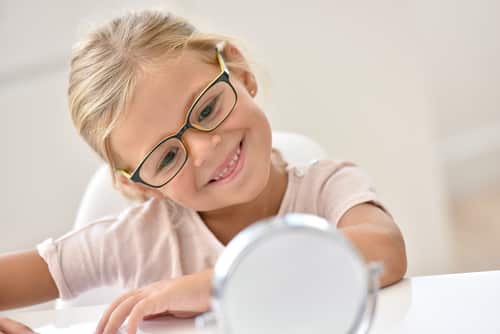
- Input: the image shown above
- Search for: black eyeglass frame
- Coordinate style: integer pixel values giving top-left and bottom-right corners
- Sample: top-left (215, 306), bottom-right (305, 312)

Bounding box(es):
top-left (117, 43), bottom-right (238, 188)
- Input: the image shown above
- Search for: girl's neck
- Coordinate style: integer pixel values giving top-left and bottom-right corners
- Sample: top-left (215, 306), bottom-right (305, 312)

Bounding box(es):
top-left (199, 149), bottom-right (288, 246)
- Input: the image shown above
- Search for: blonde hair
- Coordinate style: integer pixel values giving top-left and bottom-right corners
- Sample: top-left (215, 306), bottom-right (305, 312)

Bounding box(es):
top-left (68, 10), bottom-right (248, 197)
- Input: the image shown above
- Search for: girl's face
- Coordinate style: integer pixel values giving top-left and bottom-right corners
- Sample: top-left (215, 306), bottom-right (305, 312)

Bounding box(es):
top-left (110, 48), bottom-right (273, 212)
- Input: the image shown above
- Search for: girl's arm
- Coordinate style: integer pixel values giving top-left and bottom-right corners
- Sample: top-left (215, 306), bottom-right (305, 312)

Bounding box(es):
top-left (0, 250), bottom-right (59, 310)
top-left (337, 203), bottom-right (407, 288)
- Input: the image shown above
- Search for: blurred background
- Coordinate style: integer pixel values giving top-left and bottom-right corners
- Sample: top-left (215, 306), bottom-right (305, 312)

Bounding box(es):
top-left (1, 0), bottom-right (499, 287)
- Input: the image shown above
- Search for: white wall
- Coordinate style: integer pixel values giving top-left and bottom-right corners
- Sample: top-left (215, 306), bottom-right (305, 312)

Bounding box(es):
top-left (2, 0), bottom-right (498, 280)
top-left (410, 1), bottom-right (500, 196)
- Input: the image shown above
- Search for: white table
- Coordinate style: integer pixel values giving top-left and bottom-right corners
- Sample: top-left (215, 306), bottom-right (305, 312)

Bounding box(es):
top-left (7, 270), bottom-right (500, 333)
top-left (370, 270), bottom-right (500, 333)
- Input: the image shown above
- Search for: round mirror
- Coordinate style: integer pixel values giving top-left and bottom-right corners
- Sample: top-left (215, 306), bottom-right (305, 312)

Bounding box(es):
top-left (197, 213), bottom-right (382, 334)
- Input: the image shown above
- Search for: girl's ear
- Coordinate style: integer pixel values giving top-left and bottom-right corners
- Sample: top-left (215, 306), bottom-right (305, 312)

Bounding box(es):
top-left (115, 172), bottom-right (164, 201)
top-left (242, 70), bottom-right (258, 98)
top-left (223, 43), bottom-right (258, 97)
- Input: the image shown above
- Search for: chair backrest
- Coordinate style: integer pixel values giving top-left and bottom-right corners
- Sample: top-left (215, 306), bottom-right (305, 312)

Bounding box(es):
top-left (58, 131), bottom-right (327, 308)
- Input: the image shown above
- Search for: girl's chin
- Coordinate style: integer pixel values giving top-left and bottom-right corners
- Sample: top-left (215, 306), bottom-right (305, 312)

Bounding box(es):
top-left (199, 173), bottom-right (270, 212)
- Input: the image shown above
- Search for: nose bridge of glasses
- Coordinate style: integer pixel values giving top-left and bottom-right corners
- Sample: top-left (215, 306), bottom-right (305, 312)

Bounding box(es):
top-left (182, 126), bottom-right (220, 161)
top-left (177, 122), bottom-right (192, 139)
top-left (177, 120), bottom-right (209, 148)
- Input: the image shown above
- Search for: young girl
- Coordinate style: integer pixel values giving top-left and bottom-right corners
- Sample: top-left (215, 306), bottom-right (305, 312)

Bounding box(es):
top-left (0, 9), bottom-right (407, 334)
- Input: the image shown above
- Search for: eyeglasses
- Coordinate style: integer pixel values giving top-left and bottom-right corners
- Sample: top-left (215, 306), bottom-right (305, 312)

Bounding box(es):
top-left (117, 43), bottom-right (238, 188)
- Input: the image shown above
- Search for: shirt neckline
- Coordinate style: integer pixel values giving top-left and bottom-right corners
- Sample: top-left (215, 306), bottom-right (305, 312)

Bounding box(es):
top-left (192, 165), bottom-right (298, 250)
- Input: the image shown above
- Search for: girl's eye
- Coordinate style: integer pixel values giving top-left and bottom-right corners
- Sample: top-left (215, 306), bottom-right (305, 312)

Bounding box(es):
top-left (158, 148), bottom-right (178, 171)
top-left (198, 105), bottom-right (213, 122)
top-left (197, 96), bottom-right (219, 123)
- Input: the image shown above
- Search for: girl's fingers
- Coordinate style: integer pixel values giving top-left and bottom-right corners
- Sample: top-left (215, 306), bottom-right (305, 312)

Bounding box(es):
top-left (102, 295), bottom-right (141, 334)
top-left (95, 291), bottom-right (136, 334)
top-left (0, 317), bottom-right (35, 333)
top-left (170, 311), bottom-right (200, 318)
top-left (142, 311), bottom-right (172, 320)
top-left (125, 299), bottom-right (155, 334)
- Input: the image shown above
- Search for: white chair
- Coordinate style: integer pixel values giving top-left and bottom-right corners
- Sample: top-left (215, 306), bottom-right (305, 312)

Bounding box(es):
top-left (57, 131), bottom-right (327, 308)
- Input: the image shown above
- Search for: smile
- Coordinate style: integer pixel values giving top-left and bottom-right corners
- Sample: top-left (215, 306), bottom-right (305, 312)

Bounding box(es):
top-left (208, 139), bottom-right (245, 185)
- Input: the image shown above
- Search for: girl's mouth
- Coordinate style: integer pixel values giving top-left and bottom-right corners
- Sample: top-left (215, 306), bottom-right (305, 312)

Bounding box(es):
top-left (207, 139), bottom-right (245, 186)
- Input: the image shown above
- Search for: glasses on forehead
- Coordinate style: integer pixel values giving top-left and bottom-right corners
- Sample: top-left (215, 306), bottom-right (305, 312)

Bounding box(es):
top-left (116, 43), bottom-right (238, 188)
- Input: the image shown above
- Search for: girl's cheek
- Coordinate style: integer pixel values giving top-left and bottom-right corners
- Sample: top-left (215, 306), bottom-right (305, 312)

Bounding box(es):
top-left (163, 170), bottom-right (195, 200)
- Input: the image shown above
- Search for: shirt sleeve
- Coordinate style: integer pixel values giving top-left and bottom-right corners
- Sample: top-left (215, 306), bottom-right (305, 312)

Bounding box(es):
top-left (316, 161), bottom-right (390, 226)
top-left (36, 198), bottom-right (182, 300)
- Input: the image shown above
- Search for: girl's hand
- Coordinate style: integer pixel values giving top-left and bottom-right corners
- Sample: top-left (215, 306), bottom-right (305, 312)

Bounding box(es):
top-left (0, 317), bottom-right (36, 334)
top-left (95, 269), bottom-right (214, 334)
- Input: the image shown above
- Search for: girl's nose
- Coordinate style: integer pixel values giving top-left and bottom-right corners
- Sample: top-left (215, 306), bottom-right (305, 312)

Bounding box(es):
top-left (184, 131), bottom-right (221, 167)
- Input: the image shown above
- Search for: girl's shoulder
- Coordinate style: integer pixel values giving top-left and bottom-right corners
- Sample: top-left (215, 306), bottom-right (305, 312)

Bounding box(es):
top-left (280, 158), bottom-right (386, 226)
top-left (279, 158), bottom-right (371, 205)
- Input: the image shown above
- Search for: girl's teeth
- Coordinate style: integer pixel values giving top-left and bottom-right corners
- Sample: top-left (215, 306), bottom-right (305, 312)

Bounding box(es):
top-left (213, 146), bottom-right (241, 181)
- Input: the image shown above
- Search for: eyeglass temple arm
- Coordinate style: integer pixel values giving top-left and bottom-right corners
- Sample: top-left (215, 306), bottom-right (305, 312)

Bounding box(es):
top-left (116, 169), bottom-right (131, 179)
top-left (216, 42), bottom-right (229, 74)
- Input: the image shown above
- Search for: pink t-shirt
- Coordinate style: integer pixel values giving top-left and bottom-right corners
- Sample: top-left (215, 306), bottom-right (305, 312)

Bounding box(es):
top-left (37, 160), bottom-right (387, 300)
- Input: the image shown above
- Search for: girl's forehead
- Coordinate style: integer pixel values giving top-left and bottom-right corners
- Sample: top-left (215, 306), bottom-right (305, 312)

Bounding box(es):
top-left (134, 49), bottom-right (218, 111)
top-left (111, 49), bottom-right (220, 169)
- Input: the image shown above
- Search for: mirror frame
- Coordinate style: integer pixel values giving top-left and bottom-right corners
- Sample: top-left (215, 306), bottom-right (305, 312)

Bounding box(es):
top-left (196, 213), bottom-right (383, 334)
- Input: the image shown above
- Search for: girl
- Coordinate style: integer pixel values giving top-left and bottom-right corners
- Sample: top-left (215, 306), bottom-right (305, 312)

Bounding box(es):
top-left (0, 9), bottom-right (407, 334)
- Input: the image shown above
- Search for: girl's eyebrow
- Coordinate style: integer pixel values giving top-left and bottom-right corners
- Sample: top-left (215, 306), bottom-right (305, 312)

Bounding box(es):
top-left (182, 89), bottom-right (200, 116)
